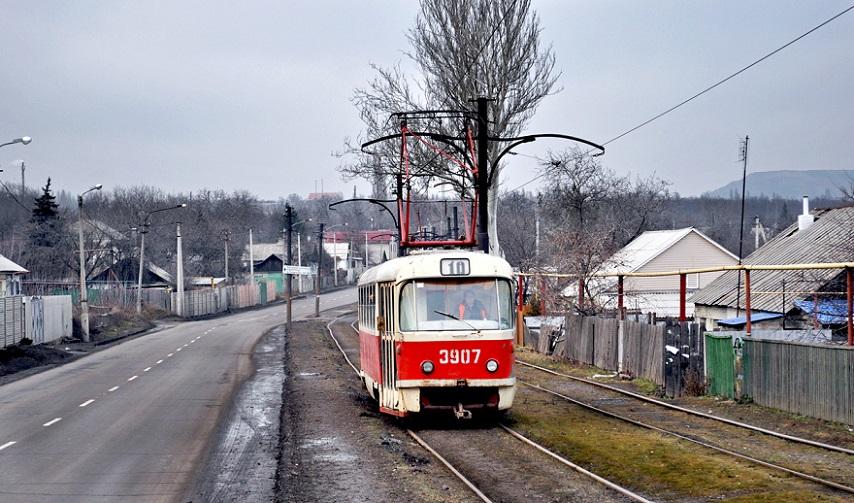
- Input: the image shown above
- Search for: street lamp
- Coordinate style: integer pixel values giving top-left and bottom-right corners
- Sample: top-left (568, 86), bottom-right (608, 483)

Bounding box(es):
top-left (0, 136), bottom-right (32, 149)
top-left (77, 184), bottom-right (103, 342)
top-left (136, 203), bottom-right (187, 314)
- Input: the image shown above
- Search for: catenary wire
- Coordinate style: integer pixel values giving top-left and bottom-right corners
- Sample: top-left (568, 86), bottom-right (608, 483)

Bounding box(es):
top-left (505, 3), bottom-right (854, 193)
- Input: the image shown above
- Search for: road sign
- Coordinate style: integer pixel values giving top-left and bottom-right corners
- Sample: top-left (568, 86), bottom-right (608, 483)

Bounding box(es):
top-left (283, 265), bottom-right (312, 275)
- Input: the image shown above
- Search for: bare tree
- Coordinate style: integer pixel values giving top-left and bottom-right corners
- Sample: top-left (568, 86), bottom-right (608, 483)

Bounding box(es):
top-left (538, 149), bottom-right (670, 312)
top-left (340, 0), bottom-right (559, 255)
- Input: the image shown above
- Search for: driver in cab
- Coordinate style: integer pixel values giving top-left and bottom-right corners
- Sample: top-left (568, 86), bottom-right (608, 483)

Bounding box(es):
top-left (458, 289), bottom-right (488, 320)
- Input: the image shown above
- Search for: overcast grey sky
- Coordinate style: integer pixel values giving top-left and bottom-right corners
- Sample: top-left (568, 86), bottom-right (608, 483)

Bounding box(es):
top-left (1, 1), bottom-right (852, 200)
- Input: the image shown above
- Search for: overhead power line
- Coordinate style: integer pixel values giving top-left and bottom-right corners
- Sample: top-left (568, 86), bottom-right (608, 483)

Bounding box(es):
top-left (506, 3), bottom-right (854, 193)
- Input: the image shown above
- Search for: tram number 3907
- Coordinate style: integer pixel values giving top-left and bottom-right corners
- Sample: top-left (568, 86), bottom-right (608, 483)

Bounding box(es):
top-left (438, 348), bottom-right (481, 365)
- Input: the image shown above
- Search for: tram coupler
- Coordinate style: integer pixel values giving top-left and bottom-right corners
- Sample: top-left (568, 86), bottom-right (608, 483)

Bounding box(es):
top-left (453, 403), bottom-right (473, 420)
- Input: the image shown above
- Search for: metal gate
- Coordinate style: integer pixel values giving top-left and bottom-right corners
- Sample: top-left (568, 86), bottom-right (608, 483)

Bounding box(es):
top-left (704, 333), bottom-right (735, 398)
top-left (378, 282), bottom-right (398, 412)
top-left (28, 296), bottom-right (45, 344)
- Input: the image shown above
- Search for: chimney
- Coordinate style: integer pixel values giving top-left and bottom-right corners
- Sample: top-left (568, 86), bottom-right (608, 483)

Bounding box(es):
top-left (797, 195), bottom-right (814, 232)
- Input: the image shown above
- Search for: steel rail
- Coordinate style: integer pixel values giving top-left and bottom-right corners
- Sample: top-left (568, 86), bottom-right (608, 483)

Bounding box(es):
top-left (500, 425), bottom-right (654, 503)
top-left (517, 360), bottom-right (854, 456)
top-left (324, 316), bottom-right (493, 503)
top-left (330, 317), bottom-right (654, 502)
top-left (519, 380), bottom-right (854, 495)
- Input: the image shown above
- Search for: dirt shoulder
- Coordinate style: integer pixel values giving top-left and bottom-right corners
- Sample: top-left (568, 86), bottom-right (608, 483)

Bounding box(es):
top-left (277, 317), bottom-right (477, 503)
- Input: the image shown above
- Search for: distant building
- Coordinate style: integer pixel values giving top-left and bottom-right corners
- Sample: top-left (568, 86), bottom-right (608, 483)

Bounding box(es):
top-left (90, 258), bottom-right (173, 288)
top-left (570, 228), bottom-right (738, 317)
top-left (306, 192), bottom-right (343, 201)
top-left (0, 254), bottom-right (28, 296)
top-left (364, 230), bottom-right (398, 267)
top-left (692, 200), bottom-right (854, 332)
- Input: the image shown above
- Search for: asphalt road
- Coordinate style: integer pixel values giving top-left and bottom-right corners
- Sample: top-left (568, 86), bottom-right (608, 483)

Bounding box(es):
top-left (0, 288), bottom-right (356, 503)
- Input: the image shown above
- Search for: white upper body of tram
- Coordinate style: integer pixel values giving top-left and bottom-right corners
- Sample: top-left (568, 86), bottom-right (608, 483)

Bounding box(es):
top-left (356, 249), bottom-right (516, 417)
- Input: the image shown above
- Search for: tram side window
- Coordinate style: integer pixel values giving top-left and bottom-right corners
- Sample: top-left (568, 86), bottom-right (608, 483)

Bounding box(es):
top-left (358, 285), bottom-right (376, 331)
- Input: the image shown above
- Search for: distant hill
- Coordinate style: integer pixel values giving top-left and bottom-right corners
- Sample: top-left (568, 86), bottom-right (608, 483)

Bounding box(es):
top-left (703, 170), bottom-right (854, 199)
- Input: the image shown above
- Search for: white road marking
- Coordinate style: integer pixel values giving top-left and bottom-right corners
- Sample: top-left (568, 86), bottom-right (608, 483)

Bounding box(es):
top-left (0, 441), bottom-right (16, 451)
top-left (189, 340), bottom-right (195, 344)
top-left (176, 348), bottom-right (182, 352)
top-left (42, 418), bottom-right (62, 427)
top-left (143, 367), bottom-right (152, 372)
top-left (78, 399), bottom-right (95, 408)
top-left (167, 353), bottom-right (174, 357)
top-left (155, 359), bottom-right (163, 364)
top-left (108, 386), bottom-right (119, 392)
top-left (128, 375), bottom-right (138, 382)
top-left (183, 344), bottom-right (188, 347)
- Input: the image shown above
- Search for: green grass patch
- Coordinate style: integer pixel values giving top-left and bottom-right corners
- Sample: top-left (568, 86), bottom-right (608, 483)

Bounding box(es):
top-left (507, 388), bottom-right (831, 500)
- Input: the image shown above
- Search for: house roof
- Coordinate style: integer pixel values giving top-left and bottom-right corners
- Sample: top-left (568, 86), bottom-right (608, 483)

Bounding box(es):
top-left (602, 227), bottom-right (737, 274)
top-left (717, 312), bottom-right (784, 327)
top-left (691, 205), bottom-right (854, 313)
top-left (793, 299), bottom-right (850, 325)
top-left (0, 254), bottom-right (28, 274)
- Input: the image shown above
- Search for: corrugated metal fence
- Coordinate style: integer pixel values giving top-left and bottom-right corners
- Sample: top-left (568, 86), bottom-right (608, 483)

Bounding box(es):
top-left (2, 295), bottom-right (72, 348)
top-left (173, 281), bottom-right (281, 318)
top-left (743, 339), bottom-right (853, 425)
top-left (1, 296), bottom-right (25, 348)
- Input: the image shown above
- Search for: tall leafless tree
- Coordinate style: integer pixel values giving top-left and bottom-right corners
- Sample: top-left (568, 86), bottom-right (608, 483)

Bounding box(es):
top-left (340, 0), bottom-right (559, 255)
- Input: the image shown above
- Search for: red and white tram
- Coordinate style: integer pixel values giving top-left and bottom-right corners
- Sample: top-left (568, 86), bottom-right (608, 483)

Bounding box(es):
top-left (357, 250), bottom-right (516, 418)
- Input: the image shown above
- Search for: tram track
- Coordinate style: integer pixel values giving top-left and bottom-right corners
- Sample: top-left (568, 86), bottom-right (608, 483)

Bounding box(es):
top-left (329, 315), bottom-right (652, 503)
top-left (516, 359), bottom-right (854, 496)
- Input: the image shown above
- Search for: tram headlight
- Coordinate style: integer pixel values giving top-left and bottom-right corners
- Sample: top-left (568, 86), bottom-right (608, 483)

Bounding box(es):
top-left (421, 360), bottom-right (435, 374)
top-left (485, 359), bottom-right (499, 373)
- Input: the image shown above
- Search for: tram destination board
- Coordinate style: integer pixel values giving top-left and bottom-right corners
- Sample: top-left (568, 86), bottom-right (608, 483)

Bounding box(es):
top-left (440, 258), bottom-right (470, 276)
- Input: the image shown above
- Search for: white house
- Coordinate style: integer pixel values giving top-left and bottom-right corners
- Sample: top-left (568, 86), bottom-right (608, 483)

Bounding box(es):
top-left (580, 228), bottom-right (739, 317)
top-left (0, 253), bottom-right (28, 297)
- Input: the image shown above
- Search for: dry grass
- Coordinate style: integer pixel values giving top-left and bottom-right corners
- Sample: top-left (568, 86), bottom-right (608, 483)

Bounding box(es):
top-left (507, 388), bottom-right (845, 501)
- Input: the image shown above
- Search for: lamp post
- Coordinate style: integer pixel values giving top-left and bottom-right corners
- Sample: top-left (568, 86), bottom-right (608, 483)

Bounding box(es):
top-left (0, 136), bottom-right (31, 149)
top-left (315, 223), bottom-right (325, 317)
top-left (136, 203), bottom-right (187, 314)
top-left (176, 222), bottom-right (184, 317)
top-left (77, 184), bottom-right (103, 342)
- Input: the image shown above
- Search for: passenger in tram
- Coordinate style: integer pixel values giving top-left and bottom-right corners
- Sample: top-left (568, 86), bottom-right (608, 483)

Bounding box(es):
top-left (458, 289), bottom-right (488, 320)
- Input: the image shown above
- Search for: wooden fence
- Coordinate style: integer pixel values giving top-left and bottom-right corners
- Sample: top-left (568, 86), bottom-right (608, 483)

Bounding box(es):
top-left (743, 339), bottom-right (853, 425)
top-left (622, 319), bottom-right (665, 385)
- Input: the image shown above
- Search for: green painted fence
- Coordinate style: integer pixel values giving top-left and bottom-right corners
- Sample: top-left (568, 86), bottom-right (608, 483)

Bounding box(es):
top-left (704, 333), bottom-right (735, 399)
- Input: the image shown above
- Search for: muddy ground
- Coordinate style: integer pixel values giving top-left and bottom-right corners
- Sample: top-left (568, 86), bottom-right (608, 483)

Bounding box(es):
top-left (277, 314), bottom-right (477, 503)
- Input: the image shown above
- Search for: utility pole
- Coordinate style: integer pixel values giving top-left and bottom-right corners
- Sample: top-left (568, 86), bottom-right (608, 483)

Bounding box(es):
top-left (176, 222), bottom-right (184, 317)
top-left (248, 228), bottom-right (254, 280)
top-left (20, 161), bottom-right (25, 197)
top-left (136, 223), bottom-right (148, 314)
top-left (77, 184), bottom-right (103, 341)
top-left (315, 223), bottom-right (324, 317)
top-left (222, 230), bottom-right (230, 283)
top-left (333, 231), bottom-right (338, 287)
top-left (285, 204), bottom-right (293, 330)
top-left (475, 97), bottom-right (491, 254)
top-left (736, 135), bottom-right (749, 315)
top-left (297, 233), bottom-right (302, 293)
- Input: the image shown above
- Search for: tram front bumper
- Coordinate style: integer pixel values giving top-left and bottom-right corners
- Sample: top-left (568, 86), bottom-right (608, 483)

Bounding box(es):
top-left (396, 378), bottom-right (516, 413)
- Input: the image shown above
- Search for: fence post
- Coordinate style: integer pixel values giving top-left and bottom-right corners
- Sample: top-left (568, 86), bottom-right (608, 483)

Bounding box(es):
top-left (577, 275), bottom-right (585, 312)
top-left (516, 275), bottom-right (524, 345)
top-left (679, 273), bottom-right (686, 322)
top-left (617, 275), bottom-right (624, 318)
top-left (847, 267), bottom-right (852, 346)
top-left (745, 270), bottom-right (752, 337)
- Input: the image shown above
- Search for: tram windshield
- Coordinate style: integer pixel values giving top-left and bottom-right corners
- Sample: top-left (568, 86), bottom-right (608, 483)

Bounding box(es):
top-left (399, 278), bottom-right (513, 331)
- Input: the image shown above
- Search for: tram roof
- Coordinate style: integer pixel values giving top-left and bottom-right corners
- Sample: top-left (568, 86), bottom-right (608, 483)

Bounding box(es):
top-left (358, 250), bottom-right (513, 285)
